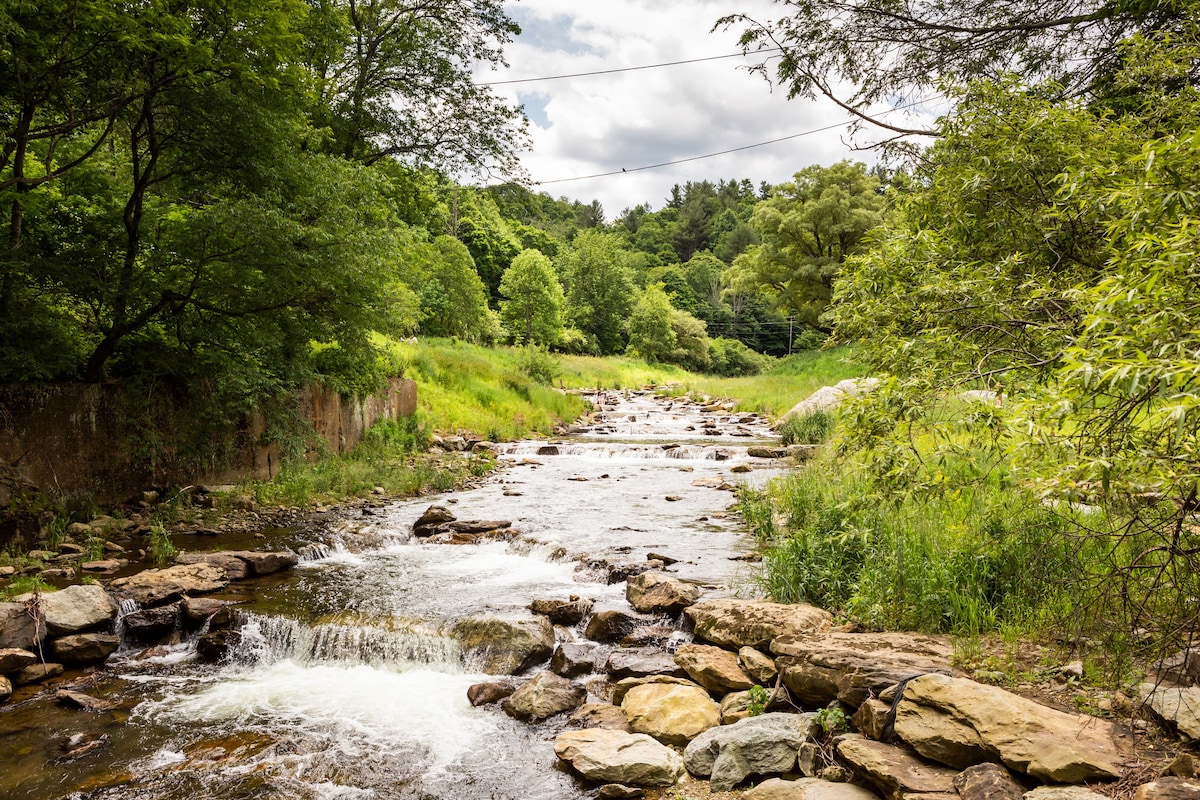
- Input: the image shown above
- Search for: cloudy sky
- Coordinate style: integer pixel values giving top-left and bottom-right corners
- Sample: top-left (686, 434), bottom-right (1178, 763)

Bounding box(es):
top-left (477, 0), bottom-right (917, 218)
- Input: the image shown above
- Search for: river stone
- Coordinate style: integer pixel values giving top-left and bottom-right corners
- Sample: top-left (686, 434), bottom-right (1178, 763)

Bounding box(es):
top-left (612, 674), bottom-right (703, 704)
top-left (176, 551), bottom-right (251, 580)
top-left (0, 647), bottom-right (38, 673)
top-left (502, 670), bottom-right (586, 721)
top-left (1133, 778), bottom-right (1200, 800)
top-left (837, 736), bottom-right (959, 797)
top-left (14, 662), bottom-right (63, 685)
top-left (530, 597), bottom-right (594, 626)
top-left (747, 446), bottom-right (788, 459)
top-left (552, 643), bottom-right (601, 677)
top-left (452, 615), bottom-right (554, 675)
top-left (0, 675), bottom-right (10, 703)
top-left (585, 609), bottom-right (643, 643)
top-left (852, 698), bottom-right (893, 741)
top-left (181, 596), bottom-right (234, 628)
top-left (625, 572), bottom-right (700, 615)
top-left (683, 711), bottom-right (812, 791)
top-left (773, 632), bottom-right (955, 708)
top-left (953, 763), bottom-right (1025, 800)
top-left (685, 599), bottom-right (831, 649)
top-left (674, 643), bottom-right (754, 693)
top-left (740, 646), bottom-right (778, 684)
top-left (621, 681), bottom-right (720, 746)
top-left (195, 629), bottom-right (236, 663)
top-left (554, 729), bottom-right (685, 787)
top-left (412, 505), bottom-right (455, 536)
top-left (1023, 788), bottom-right (1108, 800)
top-left (14, 584), bottom-right (117, 636)
top-left (597, 785), bottom-right (644, 800)
top-left (110, 563), bottom-right (228, 606)
top-left (744, 778), bottom-right (883, 800)
top-left (0, 600), bottom-right (47, 649)
top-left (569, 703), bottom-right (632, 732)
top-left (56, 689), bottom-right (114, 711)
top-left (720, 690), bottom-right (756, 723)
top-left (51, 633), bottom-right (120, 664)
top-left (893, 674), bottom-right (1124, 782)
top-left (1140, 685), bottom-right (1200, 739)
top-left (607, 648), bottom-right (687, 680)
top-left (124, 603), bottom-right (181, 643)
top-left (467, 680), bottom-right (517, 706)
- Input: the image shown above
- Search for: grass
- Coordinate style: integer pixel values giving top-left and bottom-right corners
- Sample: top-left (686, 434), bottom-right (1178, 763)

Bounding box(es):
top-left (0, 575), bottom-right (53, 599)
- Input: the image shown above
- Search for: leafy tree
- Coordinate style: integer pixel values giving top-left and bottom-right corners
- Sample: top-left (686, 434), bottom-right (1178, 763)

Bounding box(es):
top-left (627, 284), bottom-right (677, 363)
top-left (499, 249), bottom-right (564, 346)
top-left (729, 162), bottom-right (885, 325)
top-left (452, 188), bottom-right (522, 299)
top-left (718, 0), bottom-right (1191, 131)
top-left (414, 236), bottom-right (491, 341)
top-left (558, 230), bottom-right (635, 355)
top-left (303, 0), bottom-right (528, 173)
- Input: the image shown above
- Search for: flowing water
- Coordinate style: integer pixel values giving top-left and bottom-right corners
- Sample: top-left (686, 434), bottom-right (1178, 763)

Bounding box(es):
top-left (0, 391), bottom-right (787, 800)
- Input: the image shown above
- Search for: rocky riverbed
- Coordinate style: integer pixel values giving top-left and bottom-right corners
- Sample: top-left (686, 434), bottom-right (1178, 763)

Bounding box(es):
top-left (0, 389), bottom-right (1198, 800)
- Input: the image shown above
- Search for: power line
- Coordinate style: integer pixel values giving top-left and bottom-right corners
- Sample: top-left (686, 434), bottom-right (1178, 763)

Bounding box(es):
top-left (533, 95), bottom-right (944, 187)
top-left (480, 50), bottom-right (780, 86)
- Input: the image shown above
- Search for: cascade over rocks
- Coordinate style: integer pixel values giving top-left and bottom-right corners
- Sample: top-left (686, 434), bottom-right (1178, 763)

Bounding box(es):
top-left (685, 599), bottom-right (831, 649)
top-left (530, 597), bottom-right (593, 626)
top-left (772, 631), bottom-right (956, 707)
top-left (893, 674), bottom-right (1125, 782)
top-left (625, 572), bottom-right (700, 614)
top-left (452, 615), bottom-right (554, 675)
top-left (683, 711), bottom-right (813, 791)
top-left (554, 729), bottom-right (685, 787)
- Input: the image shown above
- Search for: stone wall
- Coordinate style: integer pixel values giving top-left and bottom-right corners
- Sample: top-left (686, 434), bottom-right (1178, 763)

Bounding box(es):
top-left (0, 378), bottom-right (417, 505)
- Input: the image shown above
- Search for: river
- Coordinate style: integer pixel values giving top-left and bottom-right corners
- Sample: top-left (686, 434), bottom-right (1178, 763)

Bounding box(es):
top-left (0, 390), bottom-right (789, 800)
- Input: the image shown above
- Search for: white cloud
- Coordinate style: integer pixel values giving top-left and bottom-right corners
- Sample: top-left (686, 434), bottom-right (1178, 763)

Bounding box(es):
top-left (473, 1), bottom-right (923, 218)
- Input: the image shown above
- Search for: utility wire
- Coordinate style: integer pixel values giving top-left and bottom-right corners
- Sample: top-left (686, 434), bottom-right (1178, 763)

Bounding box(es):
top-left (480, 49), bottom-right (780, 86)
top-left (533, 94), bottom-right (944, 186)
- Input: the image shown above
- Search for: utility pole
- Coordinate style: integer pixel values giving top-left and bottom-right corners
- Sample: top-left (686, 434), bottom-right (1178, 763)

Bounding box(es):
top-left (788, 315), bottom-right (795, 355)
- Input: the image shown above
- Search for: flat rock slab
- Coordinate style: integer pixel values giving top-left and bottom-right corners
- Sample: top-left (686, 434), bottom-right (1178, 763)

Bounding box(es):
top-left (110, 563), bottom-right (229, 606)
top-left (0, 647), bottom-right (38, 673)
top-left (176, 550), bottom-right (298, 580)
top-left (744, 778), bottom-right (882, 800)
top-left (837, 736), bottom-right (959, 797)
top-left (894, 674), bottom-right (1125, 783)
top-left (1023, 788), bottom-right (1108, 800)
top-left (773, 631), bottom-right (955, 707)
top-left (554, 729), bottom-right (684, 787)
top-left (684, 711), bottom-right (812, 791)
top-left (685, 599), bottom-right (831, 649)
top-left (607, 648), bottom-right (686, 680)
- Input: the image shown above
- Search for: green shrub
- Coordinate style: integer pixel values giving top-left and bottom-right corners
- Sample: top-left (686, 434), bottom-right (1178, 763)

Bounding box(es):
top-left (780, 410), bottom-right (835, 445)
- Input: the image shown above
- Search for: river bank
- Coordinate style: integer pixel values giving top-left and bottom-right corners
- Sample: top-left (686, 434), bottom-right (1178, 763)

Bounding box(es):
top-left (0, 390), bottom-right (1196, 800)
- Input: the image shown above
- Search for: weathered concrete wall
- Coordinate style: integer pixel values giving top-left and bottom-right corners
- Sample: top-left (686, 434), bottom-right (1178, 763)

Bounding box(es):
top-left (0, 378), bottom-right (417, 504)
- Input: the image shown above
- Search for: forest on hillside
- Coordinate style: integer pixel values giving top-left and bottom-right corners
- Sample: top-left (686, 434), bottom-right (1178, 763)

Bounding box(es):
top-left (0, 0), bottom-right (894, 406)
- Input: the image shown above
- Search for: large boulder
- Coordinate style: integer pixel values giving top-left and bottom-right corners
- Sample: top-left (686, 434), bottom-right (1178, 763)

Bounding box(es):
top-left (773, 632), bottom-right (955, 707)
top-left (836, 736), bottom-right (959, 798)
top-left (744, 778), bottom-right (881, 800)
top-left (612, 674), bottom-right (702, 704)
top-left (110, 563), bottom-right (229, 606)
top-left (621, 681), bottom-right (721, 746)
top-left (0, 647), bottom-right (37, 673)
top-left (15, 584), bottom-right (116, 636)
top-left (685, 600), bottom-right (830, 649)
top-left (1140, 685), bottom-right (1200, 740)
top-left (175, 550), bottom-right (297, 580)
top-left (683, 711), bottom-right (812, 791)
top-left (625, 573), bottom-right (700, 615)
top-left (502, 671), bottom-right (586, 722)
top-left (0, 600), bottom-right (47, 650)
top-left (607, 649), bottom-right (686, 680)
top-left (452, 615), bottom-right (554, 675)
top-left (674, 643), bottom-right (754, 694)
top-left (774, 378), bottom-right (879, 428)
top-left (51, 633), bottom-right (120, 664)
top-left (554, 729), bottom-right (685, 787)
top-left (893, 674), bottom-right (1125, 782)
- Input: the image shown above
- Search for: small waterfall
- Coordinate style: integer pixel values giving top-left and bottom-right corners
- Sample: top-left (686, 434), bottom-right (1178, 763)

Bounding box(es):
top-left (230, 612), bottom-right (463, 671)
top-left (495, 442), bottom-right (742, 462)
top-left (113, 597), bottom-right (141, 650)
